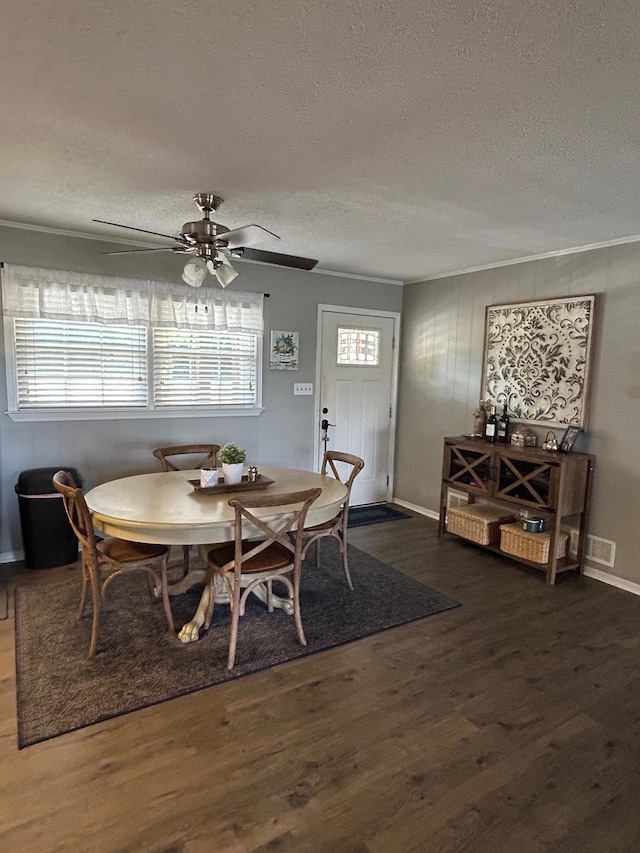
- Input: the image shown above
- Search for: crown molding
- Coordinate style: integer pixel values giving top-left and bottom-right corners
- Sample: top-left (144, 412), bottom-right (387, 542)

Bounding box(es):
top-left (406, 233), bottom-right (640, 284)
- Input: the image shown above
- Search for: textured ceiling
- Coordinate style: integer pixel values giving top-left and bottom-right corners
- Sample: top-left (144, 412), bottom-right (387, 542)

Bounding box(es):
top-left (1, 0), bottom-right (640, 283)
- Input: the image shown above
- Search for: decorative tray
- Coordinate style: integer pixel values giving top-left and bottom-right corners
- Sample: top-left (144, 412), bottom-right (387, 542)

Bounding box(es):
top-left (188, 474), bottom-right (274, 495)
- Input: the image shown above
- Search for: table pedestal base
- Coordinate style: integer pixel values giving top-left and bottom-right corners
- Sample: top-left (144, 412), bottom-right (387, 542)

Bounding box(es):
top-left (173, 570), bottom-right (294, 644)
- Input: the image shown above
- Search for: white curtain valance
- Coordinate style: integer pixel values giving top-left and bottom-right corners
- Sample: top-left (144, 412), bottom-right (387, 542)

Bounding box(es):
top-left (1, 264), bottom-right (264, 334)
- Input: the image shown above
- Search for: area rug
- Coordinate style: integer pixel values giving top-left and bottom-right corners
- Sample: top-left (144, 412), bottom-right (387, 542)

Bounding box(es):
top-left (348, 504), bottom-right (412, 527)
top-left (14, 545), bottom-right (459, 748)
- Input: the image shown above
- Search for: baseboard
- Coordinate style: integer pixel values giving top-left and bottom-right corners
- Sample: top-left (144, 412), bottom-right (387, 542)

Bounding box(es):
top-left (583, 564), bottom-right (640, 596)
top-left (392, 497), bottom-right (640, 598)
top-left (392, 498), bottom-right (439, 521)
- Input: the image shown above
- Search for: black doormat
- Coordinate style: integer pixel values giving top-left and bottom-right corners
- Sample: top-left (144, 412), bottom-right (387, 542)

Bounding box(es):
top-left (348, 504), bottom-right (412, 527)
top-left (14, 545), bottom-right (459, 748)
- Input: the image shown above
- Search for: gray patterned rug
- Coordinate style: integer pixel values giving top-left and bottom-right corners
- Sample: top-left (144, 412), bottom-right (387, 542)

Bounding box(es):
top-left (14, 545), bottom-right (460, 748)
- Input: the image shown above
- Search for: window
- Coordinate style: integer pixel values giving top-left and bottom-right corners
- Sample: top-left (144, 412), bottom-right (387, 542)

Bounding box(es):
top-left (336, 326), bottom-right (380, 365)
top-left (14, 318), bottom-right (148, 409)
top-left (2, 264), bottom-right (263, 420)
top-left (153, 328), bottom-right (257, 408)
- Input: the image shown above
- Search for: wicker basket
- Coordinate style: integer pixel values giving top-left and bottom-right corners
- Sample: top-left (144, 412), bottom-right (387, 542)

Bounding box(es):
top-left (499, 522), bottom-right (569, 564)
top-left (446, 504), bottom-right (518, 546)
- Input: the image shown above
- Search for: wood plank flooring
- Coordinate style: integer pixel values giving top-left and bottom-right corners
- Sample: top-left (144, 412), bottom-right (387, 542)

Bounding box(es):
top-left (2, 512), bottom-right (640, 852)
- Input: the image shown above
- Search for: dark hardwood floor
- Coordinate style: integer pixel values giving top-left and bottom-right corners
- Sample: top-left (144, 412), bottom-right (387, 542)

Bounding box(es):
top-left (2, 511), bottom-right (640, 852)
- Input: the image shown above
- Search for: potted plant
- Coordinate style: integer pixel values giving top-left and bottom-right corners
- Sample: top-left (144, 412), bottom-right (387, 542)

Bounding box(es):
top-left (218, 443), bottom-right (247, 485)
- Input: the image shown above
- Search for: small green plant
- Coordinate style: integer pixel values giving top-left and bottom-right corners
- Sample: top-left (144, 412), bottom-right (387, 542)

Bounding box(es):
top-left (218, 443), bottom-right (247, 464)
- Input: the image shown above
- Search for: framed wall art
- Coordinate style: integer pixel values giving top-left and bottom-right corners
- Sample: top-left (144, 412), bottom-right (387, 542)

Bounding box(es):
top-left (270, 330), bottom-right (299, 370)
top-left (481, 295), bottom-right (596, 428)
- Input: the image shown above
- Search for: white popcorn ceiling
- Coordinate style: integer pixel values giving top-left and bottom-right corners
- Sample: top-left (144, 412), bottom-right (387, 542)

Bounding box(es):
top-left (1, 0), bottom-right (639, 283)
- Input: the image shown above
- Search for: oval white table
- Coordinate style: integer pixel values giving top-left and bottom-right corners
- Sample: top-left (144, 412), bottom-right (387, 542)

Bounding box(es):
top-left (85, 467), bottom-right (347, 642)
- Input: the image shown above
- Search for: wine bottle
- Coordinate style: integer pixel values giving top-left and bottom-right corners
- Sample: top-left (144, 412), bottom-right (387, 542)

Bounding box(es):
top-left (484, 405), bottom-right (497, 443)
top-left (497, 403), bottom-right (510, 443)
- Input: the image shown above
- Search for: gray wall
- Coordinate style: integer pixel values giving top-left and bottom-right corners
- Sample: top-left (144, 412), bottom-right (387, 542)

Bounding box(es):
top-left (0, 225), bottom-right (401, 561)
top-left (396, 242), bottom-right (640, 585)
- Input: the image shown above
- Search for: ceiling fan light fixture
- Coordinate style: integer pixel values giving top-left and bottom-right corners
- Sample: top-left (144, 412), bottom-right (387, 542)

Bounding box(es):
top-left (214, 260), bottom-right (239, 288)
top-left (182, 257), bottom-right (207, 288)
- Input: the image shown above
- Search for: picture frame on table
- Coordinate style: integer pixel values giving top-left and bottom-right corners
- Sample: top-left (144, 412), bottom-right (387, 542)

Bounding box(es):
top-left (558, 425), bottom-right (581, 453)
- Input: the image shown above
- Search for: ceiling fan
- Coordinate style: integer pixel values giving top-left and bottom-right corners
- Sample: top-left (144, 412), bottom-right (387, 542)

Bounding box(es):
top-left (94, 193), bottom-right (318, 288)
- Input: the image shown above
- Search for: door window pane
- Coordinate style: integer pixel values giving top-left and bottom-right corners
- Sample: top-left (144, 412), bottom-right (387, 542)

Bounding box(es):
top-left (336, 327), bottom-right (380, 365)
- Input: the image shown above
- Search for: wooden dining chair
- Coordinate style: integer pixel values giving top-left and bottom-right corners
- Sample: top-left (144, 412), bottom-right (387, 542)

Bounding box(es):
top-left (299, 450), bottom-right (365, 589)
top-left (52, 470), bottom-right (174, 657)
top-left (152, 444), bottom-right (220, 472)
top-left (152, 444), bottom-right (221, 575)
top-left (203, 487), bottom-right (321, 670)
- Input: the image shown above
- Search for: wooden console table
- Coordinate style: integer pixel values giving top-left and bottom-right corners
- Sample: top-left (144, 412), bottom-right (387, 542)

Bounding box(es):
top-left (439, 436), bottom-right (595, 584)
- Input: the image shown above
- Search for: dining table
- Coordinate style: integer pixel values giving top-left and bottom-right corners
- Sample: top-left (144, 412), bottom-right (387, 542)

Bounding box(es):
top-left (84, 466), bottom-right (348, 642)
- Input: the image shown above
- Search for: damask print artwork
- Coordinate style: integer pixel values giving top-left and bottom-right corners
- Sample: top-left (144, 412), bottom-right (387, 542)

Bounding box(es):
top-left (482, 296), bottom-right (596, 428)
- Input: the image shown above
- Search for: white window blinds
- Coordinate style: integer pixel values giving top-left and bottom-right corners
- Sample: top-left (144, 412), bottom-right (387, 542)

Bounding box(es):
top-left (153, 329), bottom-right (257, 408)
top-left (14, 318), bottom-right (148, 409)
top-left (2, 265), bottom-right (264, 417)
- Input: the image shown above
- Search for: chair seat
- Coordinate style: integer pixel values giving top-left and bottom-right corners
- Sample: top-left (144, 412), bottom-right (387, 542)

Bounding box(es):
top-left (98, 537), bottom-right (169, 564)
top-left (208, 540), bottom-right (293, 574)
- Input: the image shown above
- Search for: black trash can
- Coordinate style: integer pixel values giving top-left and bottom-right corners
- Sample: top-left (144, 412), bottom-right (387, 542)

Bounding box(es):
top-left (15, 467), bottom-right (82, 569)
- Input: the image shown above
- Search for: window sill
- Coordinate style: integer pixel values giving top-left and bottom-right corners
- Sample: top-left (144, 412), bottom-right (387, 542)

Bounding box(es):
top-left (5, 407), bottom-right (265, 423)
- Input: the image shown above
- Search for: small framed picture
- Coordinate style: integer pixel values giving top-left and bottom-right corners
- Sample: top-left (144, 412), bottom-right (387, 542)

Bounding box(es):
top-left (269, 330), bottom-right (299, 370)
top-left (559, 425), bottom-right (581, 453)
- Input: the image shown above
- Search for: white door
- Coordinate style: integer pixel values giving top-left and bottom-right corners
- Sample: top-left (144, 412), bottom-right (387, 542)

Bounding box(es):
top-left (318, 309), bottom-right (397, 506)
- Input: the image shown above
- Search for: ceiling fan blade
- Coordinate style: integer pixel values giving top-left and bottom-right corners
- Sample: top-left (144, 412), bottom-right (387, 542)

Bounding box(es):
top-left (233, 247), bottom-right (318, 271)
top-left (93, 219), bottom-right (179, 241)
top-left (102, 247), bottom-right (176, 256)
top-left (216, 224), bottom-right (280, 249)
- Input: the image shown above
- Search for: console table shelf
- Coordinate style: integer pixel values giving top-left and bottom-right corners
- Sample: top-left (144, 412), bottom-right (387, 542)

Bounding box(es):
top-left (439, 436), bottom-right (594, 584)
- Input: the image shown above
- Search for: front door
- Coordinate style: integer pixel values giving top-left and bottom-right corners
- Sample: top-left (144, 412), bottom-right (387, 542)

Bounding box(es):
top-left (317, 308), bottom-right (398, 505)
